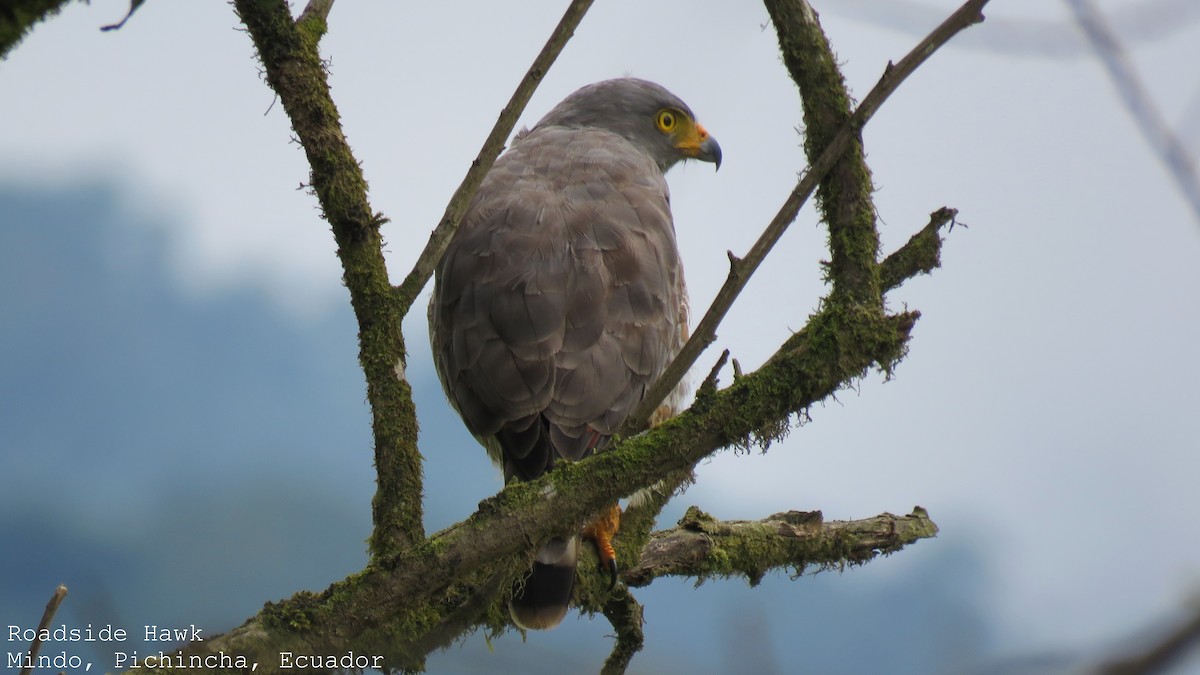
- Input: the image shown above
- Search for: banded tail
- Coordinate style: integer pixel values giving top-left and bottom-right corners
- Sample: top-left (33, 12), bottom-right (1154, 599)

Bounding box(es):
top-left (509, 535), bottom-right (579, 630)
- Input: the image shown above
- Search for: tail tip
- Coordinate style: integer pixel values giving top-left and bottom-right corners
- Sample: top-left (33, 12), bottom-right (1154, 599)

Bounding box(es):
top-left (509, 559), bottom-right (576, 630)
top-left (508, 598), bottom-right (570, 630)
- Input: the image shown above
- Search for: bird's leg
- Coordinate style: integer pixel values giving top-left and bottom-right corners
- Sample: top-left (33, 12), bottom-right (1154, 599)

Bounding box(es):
top-left (582, 503), bottom-right (621, 590)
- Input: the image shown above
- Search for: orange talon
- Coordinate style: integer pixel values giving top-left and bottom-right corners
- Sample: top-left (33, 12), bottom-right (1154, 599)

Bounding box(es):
top-left (583, 503), bottom-right (622, 589)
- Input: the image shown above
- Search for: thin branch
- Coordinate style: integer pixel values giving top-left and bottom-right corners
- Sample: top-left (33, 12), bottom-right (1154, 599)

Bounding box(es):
top-left (620, 0), bottom-right (989, 436)
top-left (394, 0), bottom-right (595, 314)
top-left (623, 507), bottom-right (938, 588)
top-left (822, 0), bottom-right (1200, 59)
top-left (19, 584), bottom-right (68, 675)
top-left (771, 0), bottom-right (880, 308)
top-left (1065, 0), bottom-right (1200, 226)
top-left (1096, 604), bottom-right (1200, 675)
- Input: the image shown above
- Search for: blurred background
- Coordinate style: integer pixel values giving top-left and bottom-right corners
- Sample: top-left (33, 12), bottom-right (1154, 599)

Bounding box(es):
top-left (2, 1), bottom-right (1199, 673)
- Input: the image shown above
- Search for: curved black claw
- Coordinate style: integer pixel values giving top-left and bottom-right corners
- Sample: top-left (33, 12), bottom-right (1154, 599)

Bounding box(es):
top-left (604, 557), bottom-right (619, 591)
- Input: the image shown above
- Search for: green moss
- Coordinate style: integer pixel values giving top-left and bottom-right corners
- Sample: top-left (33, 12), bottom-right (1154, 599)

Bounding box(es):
top-left (260, 591), bottom-right (321, 631)
top-left (296, 13), bottom-right (327, 43)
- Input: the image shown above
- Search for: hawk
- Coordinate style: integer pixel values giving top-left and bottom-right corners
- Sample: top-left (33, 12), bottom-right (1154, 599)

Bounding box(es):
top-left (429, 77), bottom-right (721, 629)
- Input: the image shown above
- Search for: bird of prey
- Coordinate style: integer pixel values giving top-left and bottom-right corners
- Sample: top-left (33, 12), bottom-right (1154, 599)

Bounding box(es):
top-left (429, 77), bottom-right (721, 630)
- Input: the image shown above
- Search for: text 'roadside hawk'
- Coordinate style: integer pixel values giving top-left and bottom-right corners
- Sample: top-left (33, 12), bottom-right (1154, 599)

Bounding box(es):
top-left (429, 77), bottom-right (721, 630)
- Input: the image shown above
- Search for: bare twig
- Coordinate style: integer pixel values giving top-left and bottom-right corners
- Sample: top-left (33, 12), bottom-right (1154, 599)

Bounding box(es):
top-left (394, 0), bottom-right (595, 314)
top-left (879, 207), bottom-right (958, 291)
top-left (19, 584), bottom-right (68, 675)
top-left (620, 0), bottom-right (989, 436)
top-left (1065, 0), bottom-right (1200, 226)
top-left (143, 306), bottom-right (920, 672)
top-left (697, 348), bottom-right (731, 397)
top-left (825, 0), bottom-right (1200, 59)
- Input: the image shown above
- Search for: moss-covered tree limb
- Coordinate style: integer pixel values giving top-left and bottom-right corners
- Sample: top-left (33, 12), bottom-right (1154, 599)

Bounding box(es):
top-left (598, 586), bottom-right (644, 675)
top-left (766, 0), bottom-right (881, 306)
top-left (624, 507), bottom-right (937, 587)
top-left (128, 300), bottom-right (921, 673)
top-left (599, 510), bottom-right (938, 670)
top-left (233, 0), bottom-right (423, 559)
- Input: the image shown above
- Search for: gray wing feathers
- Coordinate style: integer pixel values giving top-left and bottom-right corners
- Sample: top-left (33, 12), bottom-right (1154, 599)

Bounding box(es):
top-left (431, 126), bottom-right (684, 471)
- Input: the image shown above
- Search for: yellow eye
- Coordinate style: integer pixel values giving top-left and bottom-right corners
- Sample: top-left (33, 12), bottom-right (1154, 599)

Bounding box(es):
top-left (656, 110), bottom-right (677, 132)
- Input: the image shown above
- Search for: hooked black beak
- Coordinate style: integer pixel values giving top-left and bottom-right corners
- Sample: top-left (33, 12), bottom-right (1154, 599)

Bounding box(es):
top-left (679, 122), bottom-right (721, 171)
top-left (698, 134), bottom-right (722, 171)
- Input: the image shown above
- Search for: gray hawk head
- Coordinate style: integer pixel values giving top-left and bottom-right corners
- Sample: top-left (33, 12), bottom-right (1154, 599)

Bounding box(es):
top-left (527, 77), bottom-right (722, 173)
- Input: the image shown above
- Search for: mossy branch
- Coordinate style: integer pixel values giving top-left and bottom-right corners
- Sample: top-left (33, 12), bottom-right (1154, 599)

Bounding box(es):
top-left (880, 207), bottom-right (958, 292)
top-left (766, 0), bottom-right (881, 306)
top-left (233, 0), bottom-right (422, 559)
top-left (624, 507), bottom-right (938, 587)
top-left (123, 301), bottom-right (922, 673)
top-left (597, 586), bottom-right (645, 675)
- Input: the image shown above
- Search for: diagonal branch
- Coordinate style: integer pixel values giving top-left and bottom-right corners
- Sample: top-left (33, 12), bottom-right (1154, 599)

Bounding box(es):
top-left (621, 0), bottom-right (989, 436)
top-left (1096, 602), bottom-right (1200, 675)
top-left (19, 584), bottom-right (68, 675)
top-left (598, 586), bottom-right (645, 675)
top-left (1065, 0), bottom-right (1200, 226)
top-left (879, 206), bottom-right (958, 291)
top-left (394, 0), bottom-right (595, 314)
